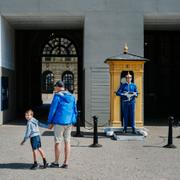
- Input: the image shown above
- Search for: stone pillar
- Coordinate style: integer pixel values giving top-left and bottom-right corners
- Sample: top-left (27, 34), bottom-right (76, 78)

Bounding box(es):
top-left (109, 63), bottom-right (121, 126)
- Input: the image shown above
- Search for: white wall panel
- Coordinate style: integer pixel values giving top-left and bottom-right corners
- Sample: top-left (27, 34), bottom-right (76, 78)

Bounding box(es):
top-left (88, 67), bottom-right (110, 126)
top-left (0, 16), bottom-right (15, 70)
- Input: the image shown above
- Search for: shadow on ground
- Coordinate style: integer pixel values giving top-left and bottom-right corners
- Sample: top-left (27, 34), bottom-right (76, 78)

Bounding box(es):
top-left (42, 131), bottom-right (107, 139)
top-left (0, 163), bottom-right (31, 169)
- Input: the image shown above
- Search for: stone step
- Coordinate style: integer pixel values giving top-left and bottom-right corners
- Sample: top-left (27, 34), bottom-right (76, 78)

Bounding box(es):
top-left (113, 131), bottom-right (144, 141)
top-left (103, 127), bottom-right (148, 140)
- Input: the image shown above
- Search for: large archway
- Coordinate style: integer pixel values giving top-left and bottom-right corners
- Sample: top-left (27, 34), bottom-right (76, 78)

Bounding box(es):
top-left (15, 30), bottom-right (84, 122)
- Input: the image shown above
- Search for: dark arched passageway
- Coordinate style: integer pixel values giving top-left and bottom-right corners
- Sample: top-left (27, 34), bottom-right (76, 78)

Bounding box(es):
top-left (15, 30), bottom-right (84, 123)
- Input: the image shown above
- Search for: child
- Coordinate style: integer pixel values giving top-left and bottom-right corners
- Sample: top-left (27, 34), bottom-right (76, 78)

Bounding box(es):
top-left (20, 109), bottom-right (48, 170)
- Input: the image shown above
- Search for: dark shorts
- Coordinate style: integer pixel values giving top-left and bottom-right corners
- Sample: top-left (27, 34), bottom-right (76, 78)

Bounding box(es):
top-left (30, 135), bottom-right (41, 150)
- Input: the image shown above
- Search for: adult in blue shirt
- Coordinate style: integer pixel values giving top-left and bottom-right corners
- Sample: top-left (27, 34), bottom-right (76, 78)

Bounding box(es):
top-left (116, 72), bottom-right (138, 133)
top-left (48, 80), bottom-right (77, 168)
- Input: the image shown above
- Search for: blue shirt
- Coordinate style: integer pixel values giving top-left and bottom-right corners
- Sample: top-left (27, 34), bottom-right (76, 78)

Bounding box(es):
top-left (48, 91), bottom-right (77, 125)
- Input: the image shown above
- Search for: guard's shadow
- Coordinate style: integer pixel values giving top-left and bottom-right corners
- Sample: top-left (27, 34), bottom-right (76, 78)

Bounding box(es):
top-left (0, 163), bottom-right (31, 169)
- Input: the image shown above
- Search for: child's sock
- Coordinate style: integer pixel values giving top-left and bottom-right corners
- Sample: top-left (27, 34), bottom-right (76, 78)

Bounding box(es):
top-left (43, 158), bottom-right (47, 165)
top-left (43, 158), bottom-right (48, 168)
top-left (34, 161), bottom-right (37, 165)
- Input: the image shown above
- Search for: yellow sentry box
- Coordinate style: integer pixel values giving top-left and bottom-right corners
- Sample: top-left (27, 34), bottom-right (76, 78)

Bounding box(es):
top-left (105, 44), bottom-right (149, 127)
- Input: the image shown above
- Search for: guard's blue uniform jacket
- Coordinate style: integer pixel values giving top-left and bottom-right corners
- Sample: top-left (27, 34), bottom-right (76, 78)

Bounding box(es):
top-left (48, 91), bottom-right (77, 126)
top-left (116, 82), bottom-right (138, 131)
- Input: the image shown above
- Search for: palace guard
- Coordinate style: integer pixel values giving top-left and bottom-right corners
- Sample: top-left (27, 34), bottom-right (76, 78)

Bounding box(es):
top-left (116, 72), bottom-right (138, 133)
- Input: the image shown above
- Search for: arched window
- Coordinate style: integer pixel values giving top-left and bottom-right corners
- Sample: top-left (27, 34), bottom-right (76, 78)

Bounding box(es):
top-left (42, 36), bottom-right (77, 57)
top-left (62, 71), bottom-right (74, 93)
top-left (42, 70), bottom-right (54, 93)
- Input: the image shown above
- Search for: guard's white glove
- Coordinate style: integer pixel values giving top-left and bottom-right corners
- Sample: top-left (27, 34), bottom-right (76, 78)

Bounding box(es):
top-left (122, 92), bottom-right (137, 101)
top-left (133, 92), bottom-right (137, 96)
top-left (122, 92), bottom-right (128, 96)
top-left (126, 93), bottom-right (134, 100)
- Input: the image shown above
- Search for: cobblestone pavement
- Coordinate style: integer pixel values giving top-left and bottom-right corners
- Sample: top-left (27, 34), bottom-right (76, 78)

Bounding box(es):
top-left (0, 124), bottom-right (180, 180)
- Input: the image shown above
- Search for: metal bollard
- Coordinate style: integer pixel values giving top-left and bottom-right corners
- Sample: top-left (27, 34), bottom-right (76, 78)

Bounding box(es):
top-left (163, 116), bottom-right (176, 148)
top-left (74, 110), bottom-right (84, 137)
top-left (89, 116), bottom-right (102, 148)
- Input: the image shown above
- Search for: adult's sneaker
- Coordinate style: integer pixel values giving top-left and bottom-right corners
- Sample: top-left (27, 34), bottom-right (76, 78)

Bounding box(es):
top-left (60, 164), bottom-right (68, 169)
top-left (49, 162), bottom-right (60, 168)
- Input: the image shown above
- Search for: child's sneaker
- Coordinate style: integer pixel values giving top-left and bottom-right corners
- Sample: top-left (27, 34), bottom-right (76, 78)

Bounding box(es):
top-left (30, 163), bottom-right (38, 170)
